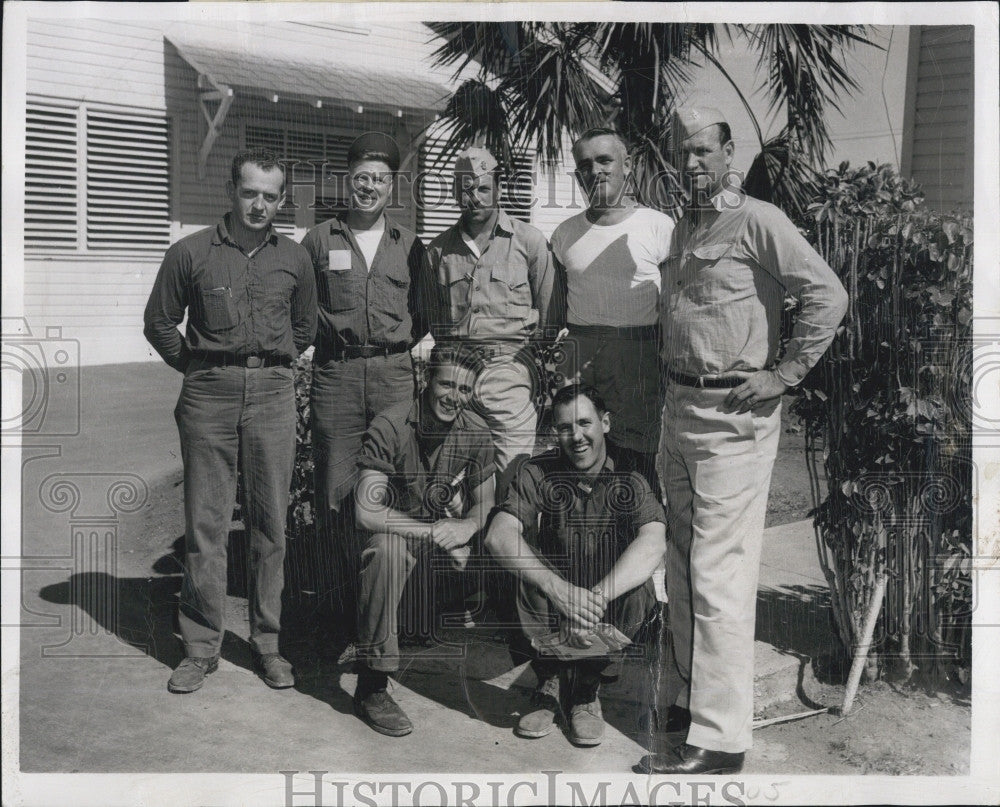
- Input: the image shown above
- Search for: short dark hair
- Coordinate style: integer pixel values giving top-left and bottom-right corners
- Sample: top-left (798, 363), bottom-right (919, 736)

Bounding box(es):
top-left (231, 148), bottom-right (286, 190)
top-left (551, 383), bottom-right (607, 416)
top-left (427, 342), bottom-right (481, 377)
top-left (715, 122), bottom-right (732, 147)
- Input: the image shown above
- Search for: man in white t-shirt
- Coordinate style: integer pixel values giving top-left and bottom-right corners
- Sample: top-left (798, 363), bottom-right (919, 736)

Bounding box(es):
top-left (550, 128), bottom-right (674, 490)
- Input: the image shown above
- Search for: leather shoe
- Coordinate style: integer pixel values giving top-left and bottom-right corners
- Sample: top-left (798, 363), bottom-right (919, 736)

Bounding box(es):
top-left (636, 743), bottom-right (745, 775)
top-left (167, 656), bottom-right (219, 693)
top-left (254, 652), bottom-right (295, 688)
top-left (354, 688), bottom-right (413, 737)
top-left (515, 676), bottom-right (561, 739)
top-left (567, 696), bottom-right (604, 747)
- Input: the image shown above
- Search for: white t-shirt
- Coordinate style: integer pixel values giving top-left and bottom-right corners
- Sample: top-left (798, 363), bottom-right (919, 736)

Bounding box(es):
top-left (353, 219), bottom-right (386, 272)
top-left (550, 206), bottom-right (674, 327)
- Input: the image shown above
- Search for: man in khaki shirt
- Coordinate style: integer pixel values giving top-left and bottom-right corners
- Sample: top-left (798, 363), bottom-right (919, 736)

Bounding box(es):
top-left (423, 147), bottom-right (560, 496)
top-left (643, 105), bottom-right (848, 775)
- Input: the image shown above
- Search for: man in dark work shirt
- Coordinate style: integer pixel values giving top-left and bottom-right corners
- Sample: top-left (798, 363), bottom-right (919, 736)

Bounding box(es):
top-left (144, 148), bottom-right (317, 694)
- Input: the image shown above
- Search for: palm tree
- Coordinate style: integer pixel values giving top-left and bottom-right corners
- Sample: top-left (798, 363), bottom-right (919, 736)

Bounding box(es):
top-left (425, 22), bottom-right (876, 218)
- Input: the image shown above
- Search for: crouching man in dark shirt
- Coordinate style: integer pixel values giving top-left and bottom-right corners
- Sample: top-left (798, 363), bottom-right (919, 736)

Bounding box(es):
top-left (352, 342), bottom-right (496, 736)
top-left (485, 384), bottom-right (666, 747)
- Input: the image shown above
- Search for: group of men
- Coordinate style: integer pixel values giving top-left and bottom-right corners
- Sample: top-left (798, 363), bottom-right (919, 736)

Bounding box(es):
top-left (144, 103), bottom-right (848, 773)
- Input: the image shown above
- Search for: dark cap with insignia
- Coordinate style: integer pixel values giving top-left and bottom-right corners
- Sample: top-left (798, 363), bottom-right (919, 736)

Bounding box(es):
top-left (347, 131), bottom-right (401, 172)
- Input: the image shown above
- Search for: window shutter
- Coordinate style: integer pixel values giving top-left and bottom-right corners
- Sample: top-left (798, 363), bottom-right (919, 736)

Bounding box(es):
top-left (85, 110), bottom-right (170, 250)
top-left (500, 152), bottom-right (534, 224)
top-left (25, 103), bottom-right (80, 250)
top-left (416, 136), bottom-right (461, 242)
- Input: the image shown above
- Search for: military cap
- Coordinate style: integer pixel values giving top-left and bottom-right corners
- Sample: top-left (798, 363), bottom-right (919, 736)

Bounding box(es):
top-left (454, 147), bottom-right (499, 179)
top-left (672, 105), bottom-right (728, 142)
top-left (347, 131), bottom-right (400, 172)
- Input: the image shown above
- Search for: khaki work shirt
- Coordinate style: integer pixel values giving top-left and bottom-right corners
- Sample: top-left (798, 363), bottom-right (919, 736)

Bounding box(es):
top-left (424, 210), bottom-right (562, 344)
top-left (660, 189), bottom-right (848, 385)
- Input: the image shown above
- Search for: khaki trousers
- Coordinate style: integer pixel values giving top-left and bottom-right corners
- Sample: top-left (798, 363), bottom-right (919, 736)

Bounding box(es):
top-left (660, 382), bottom-right (780, 753)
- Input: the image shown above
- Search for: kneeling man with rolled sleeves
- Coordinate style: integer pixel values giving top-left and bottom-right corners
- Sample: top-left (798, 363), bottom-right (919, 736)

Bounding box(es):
top-left (485, 384), bottom-right (666, 746)
top-left (352, 342), bottom-right (496, 736)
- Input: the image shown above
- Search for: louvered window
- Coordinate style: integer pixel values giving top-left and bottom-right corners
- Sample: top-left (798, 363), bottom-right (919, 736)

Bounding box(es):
top-left (25, 100), bottom-right (171, 253)
top-left (245, 124), bottom-right (352, 237)
top-left (25, 104), bottom-right (79, 250)
top-left (86, 110), bottom-right (171, 250)
top-left (416, 135), bottom-right (534, 242)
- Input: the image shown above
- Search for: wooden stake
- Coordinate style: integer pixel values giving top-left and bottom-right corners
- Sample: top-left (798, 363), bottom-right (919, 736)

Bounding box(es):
top-left (841, 574), bottom-right (887, 715)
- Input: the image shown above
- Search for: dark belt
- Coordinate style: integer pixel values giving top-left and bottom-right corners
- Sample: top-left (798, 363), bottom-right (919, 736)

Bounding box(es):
top-left (334, 342), bottom-right (409, 360)
top-left (567, 323), bottom-right (660, 341)
top-left (667, 368), bottom-right (750, 389)
top-left (191, 353), bottom-right (291, 369)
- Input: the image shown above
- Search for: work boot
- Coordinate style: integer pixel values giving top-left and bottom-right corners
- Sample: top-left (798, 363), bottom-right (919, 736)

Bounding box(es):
top-left (167, 656), bottom-right (219, 693)
top-left (566, 669), bottom-right (604, 746)
top-left (515, 675), bottom-right (561, 739)
top-left (254, 652), bottom-right (295, 689)
top-left (354, 666), bottom-right (413, 737)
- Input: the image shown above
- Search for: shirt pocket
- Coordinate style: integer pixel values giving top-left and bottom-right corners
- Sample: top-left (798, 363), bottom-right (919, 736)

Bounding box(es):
top-left (685, 242), bottom-right (754, 305)
top-left (489, 262), bottom-right (532, 315)
top-left (322, 269), bottom-right (356, 313)
top-left (199, 287), bottom-right (238, 332)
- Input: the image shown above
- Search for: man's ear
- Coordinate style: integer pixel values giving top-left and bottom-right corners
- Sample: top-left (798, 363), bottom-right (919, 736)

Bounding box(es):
top-left (601, 411), bottom-right (611, 434)
top-left (723, 139), bottom-right (735, 168)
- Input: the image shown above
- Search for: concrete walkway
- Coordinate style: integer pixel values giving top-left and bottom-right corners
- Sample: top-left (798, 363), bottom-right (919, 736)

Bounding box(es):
top-left (14, 363), bottom-right (838, 774)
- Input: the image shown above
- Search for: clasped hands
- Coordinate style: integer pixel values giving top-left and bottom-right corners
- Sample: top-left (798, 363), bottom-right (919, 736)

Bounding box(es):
top-left (430, 517), bottom-right (478, 571)
top-left (546, 578), bottom-right (610, 650)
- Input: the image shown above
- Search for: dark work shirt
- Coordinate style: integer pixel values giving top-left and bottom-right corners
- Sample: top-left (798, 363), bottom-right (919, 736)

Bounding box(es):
top-left (500, 449), bottom-right (665, 588)
top-left (301, 213), bottom-right (428, 361)
top-left (358, 398), bottom-right (495, 521)
top-left (143, 216), bottom-right (317, 371)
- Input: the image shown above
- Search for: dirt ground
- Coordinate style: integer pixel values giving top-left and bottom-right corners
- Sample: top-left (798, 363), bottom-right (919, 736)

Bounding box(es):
top-left (19, 367), bottom-right (973, 778)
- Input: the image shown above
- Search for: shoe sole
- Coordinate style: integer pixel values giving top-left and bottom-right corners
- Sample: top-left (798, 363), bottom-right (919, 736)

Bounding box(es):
top-left (167, 662), bottom-right (218, 693)
top-left (568, 734), bottom-right (603, 747)
top-left (353, 702), bottom-right (413, 737)
top-left (261, 677), bottom-right (295, 689)
top-left (514, 724), bottom-right (555, 739)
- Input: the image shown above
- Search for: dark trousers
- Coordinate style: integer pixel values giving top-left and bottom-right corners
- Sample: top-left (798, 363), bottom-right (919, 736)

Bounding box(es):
top-left (174, 363), bottom-right (296, 657)
top-left (514, 576), bottom-right (657, 685)
top-left (311, 352), bottom-right (415, 630)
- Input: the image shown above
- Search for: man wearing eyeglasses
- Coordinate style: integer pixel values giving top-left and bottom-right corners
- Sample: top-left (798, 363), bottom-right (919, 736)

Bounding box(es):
top-left (301, 132), bottom-right (428, 647)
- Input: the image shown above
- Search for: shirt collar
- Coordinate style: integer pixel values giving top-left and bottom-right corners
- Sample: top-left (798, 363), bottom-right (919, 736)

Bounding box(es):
top-left (330, 212), bottom-right (400, 241)
top-left (688, 178), bottom-right (744, 214)
top-left (452, 208), bottom-right (514, 244)
top-left (213, 214), bottom-right (278, 248)
top-left (556, 449), bottom-right (616, 481)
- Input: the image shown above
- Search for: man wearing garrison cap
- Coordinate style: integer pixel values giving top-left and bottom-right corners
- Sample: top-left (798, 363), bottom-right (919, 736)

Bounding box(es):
top-left (422, 146), bottom-right (560, 495)
top-left (640, 105), bottom-right (848, 774)
top-left (301, 132), bottom-right (428, 645)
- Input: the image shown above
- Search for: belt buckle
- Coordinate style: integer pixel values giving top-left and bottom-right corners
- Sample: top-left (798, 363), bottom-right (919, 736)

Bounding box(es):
top-left (245, 355), bottom-right (262, 369)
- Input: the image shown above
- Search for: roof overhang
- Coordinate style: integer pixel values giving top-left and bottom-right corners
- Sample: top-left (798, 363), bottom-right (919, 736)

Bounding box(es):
top-left (165, 33), bottom-right (451, 177)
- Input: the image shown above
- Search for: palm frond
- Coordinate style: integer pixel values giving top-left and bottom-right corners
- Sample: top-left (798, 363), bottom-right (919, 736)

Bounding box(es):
top-left (742, 24), bottom-right (878, 164)
top-left (744, 128), bottom-right (821, 218)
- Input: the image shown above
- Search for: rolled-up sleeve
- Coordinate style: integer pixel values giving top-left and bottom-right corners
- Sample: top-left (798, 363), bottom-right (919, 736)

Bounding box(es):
top-left (143, 242), bottom-right (191, 372)
top-left (748, 206), bottom-right (849, 386)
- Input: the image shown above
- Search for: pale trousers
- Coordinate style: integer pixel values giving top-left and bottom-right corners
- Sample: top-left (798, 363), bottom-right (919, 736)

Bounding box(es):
top-left (472, 354), bottom-right (537, 495)
top-left (660, 382), bottom-right (781, 753)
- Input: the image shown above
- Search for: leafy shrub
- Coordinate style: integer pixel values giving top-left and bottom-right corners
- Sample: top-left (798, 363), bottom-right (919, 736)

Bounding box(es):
top-left (791, 162), bottom-right (972, 682)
